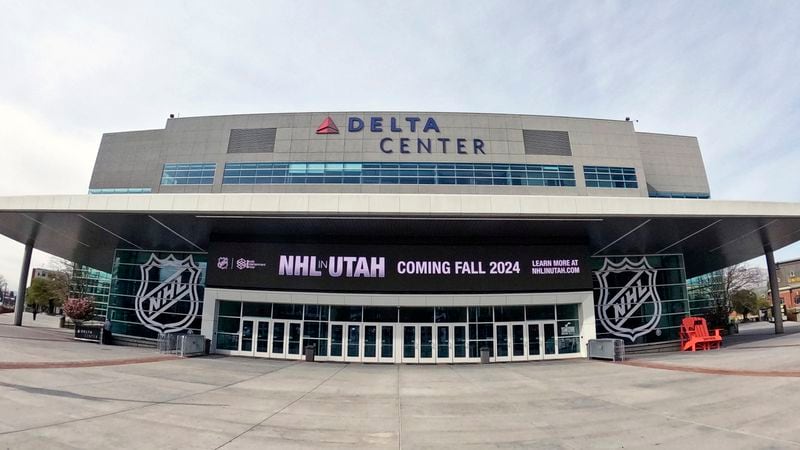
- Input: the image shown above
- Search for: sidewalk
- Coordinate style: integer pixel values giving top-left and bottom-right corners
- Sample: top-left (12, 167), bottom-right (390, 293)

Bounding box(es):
top-left (628, 320), bottom-right (800, 374)
top-left (0, 311), bottom-right (159, 365)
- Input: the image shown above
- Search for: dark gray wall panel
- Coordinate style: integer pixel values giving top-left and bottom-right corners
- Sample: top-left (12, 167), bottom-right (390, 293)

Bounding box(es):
top-left (523, 130), bottom-right (572, 156)
top-left (227, 128), bottom-right (276, 153)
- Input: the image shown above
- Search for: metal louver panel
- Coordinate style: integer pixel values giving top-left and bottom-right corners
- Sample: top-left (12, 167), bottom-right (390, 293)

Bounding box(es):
top-left (227, 128), bottom-right (277, 153)
top-left (522, 130), bottom-right (572, 156)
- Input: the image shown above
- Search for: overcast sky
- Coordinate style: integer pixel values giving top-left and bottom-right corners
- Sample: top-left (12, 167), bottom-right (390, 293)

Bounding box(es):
top-left (1, 1), bottom-right (799, 291)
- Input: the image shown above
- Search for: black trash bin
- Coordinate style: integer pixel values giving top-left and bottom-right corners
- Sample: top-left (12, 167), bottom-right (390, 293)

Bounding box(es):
top-left (480, 347), bottom-right (490, 364)
top-left (305, 344), bottom-right (316, 362)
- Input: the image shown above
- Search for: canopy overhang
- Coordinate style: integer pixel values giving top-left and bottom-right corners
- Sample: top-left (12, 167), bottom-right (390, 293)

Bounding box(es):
top-left (1, 193), bottom-right (799, 278)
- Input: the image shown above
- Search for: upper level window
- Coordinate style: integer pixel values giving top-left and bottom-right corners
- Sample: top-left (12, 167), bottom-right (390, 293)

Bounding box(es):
top-left (88, 188), bottom-right (152, 194)
top-left (584, 166), bottom-right (638, 189)
top-left (648, 191), bottom-right (710, 199)
top-left (161, 163), bottom-right (215, 185)
top-left (222, 162), bottom-right (576, 187)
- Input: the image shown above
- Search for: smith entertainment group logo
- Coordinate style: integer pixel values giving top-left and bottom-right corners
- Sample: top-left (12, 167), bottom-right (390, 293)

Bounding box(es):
top-left (313, 115), bottom-right (486, 155)
top-left (135, 254), bottom-right (201, 334)
top-left (596, 257), bottom-right (662, 342)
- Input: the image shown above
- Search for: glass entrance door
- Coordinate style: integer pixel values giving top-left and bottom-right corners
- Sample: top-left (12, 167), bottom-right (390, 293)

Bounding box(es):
top-left (526, 321), bottom-right (557, 360)
top-left (345, 323), bottom-right (361, 362)
top-left (434, 324), bottom-right (468, 363)
top-left (362, 324), bottom-right (378, 362)
top-left (270, 321), bottom-right (303, 359)
top-left (379, 325), bottom-right (395, 363)
top-left (240, 319), bottom-right (255, 355)
top-left (511, 324), bottom-right (526, 361)
top-left (527, 323), bottom-right (542, 360)
top-left (287, 322), bottom-right (303, 359)
top-left (363, 324), bottom-right (395, 363)
top-left (271, 321), bottom-right (286, 357)
top-left (437, 325), bottom-right (451, 363)
top-left (543, 322), bottom-right (557, 358)
top-left (420, 326), bottom-right (434, 363)
top-left (255, 320), bottom-right (270, 356)
top-left (329, 324), bottom-right (344, 361)
top-left (495, 324), bottom-right (510, 362)
top-left (401, 325), bottom-right (417, 363)
top-left (453, 325), bottom-right (468, 360)
top-left (401, 325), bottom-right (434, 364)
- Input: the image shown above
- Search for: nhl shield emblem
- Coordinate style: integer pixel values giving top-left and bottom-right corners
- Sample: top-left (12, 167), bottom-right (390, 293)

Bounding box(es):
top-left (596, 257), bottom-right (662, 342)
top-left (135, 254), bottom-right (201, 334)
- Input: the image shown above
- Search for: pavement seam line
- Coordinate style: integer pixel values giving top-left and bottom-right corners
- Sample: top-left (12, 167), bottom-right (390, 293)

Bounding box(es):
top-left (396, 364), bottom-right (402, 450)
top-left (0, 359), bottom-right (302, 436)
top-left (215, 362), bottom-right (350, 450)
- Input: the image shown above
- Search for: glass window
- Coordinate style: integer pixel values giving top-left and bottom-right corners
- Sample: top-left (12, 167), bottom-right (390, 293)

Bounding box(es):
top-left (221, 162), bottom-right (576, 187)
top-left (304, 305), bottom-right (329, 321)
top-left (399, 307), bottom-right (434, 323)
top-left (218, 300), bottom-right (241, 317)
top-left (494, 305), bottom-right (524, 322)
top-left (216, 333), bottom-right (239, 350)
top-left (273, 303), bottom-right (304, 320)
top-left (89, 188), bottom-right (152, 195)
top-left (526, 305), bottom-right (555, 320)
top-left (556, 304), bottom-right (579, 321)
top-left (557, 320), bottom-right (579, 337)
top-left (583, 165), bottom-right (637, 189)
top-left (468, 306), bottom-right (493, 322)
top-left (216, 317), bottom-right (240, 333)
top-left (242, 302), bottom-right (271, 317)
top-left (330, 305), bottom-right (363, 322)
top-left (161, 163), bottom-right (215, 185)
top-left (363, 306), bottom-right (398, 323)
top-left (434, 307), bottom-right (467, 323)
top-left (558, 337), bottom-right (580, 354)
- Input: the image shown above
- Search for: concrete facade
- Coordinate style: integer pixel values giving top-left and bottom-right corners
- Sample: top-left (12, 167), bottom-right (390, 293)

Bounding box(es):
top-left (89, 112), bottom-right (710, 198)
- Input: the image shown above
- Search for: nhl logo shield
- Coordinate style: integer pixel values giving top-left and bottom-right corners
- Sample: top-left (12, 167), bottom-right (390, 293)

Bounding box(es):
top-left (135, 254), bottom-right (201, 334)
top-left (596, 257), bottom-right (662, 342)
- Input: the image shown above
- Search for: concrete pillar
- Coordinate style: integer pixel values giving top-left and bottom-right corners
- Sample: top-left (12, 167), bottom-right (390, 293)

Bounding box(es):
top-left (764, 245), bottom-right (784, 334)
top-left (14, 241), bottom-right (34, 326)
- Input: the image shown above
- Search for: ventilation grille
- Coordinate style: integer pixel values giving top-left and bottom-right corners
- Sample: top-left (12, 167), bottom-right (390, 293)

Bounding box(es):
top-left (227, 128), bottom-right (276, 153)
top-left (522, 130), bottom-right (572, 156)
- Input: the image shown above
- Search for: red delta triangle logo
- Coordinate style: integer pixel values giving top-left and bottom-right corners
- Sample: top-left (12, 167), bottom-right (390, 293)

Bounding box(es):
top-left (315, 116), bottom-right (339, 134)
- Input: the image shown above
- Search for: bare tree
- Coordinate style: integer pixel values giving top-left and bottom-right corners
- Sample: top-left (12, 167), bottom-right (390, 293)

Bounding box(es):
top-left (694, 263), bottom-right (766, 306)
top-left (44, 257), bottom-right (74, 313)
top-left (692, 263), bottom-right (767, 327)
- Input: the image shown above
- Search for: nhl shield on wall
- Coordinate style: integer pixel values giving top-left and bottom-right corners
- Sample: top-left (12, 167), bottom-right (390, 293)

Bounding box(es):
top-left (135, 254), bottom-right (201, 334)
top-left (596, 257), bottom-right (662, 342)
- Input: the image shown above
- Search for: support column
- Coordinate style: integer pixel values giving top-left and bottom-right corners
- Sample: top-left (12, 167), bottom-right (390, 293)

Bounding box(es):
top-left (14, 241), bottom-right (34, 326)
top-left (764, 245), bottom-right (784, 334)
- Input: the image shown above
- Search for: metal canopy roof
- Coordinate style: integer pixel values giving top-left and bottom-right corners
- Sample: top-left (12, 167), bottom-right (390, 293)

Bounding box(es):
top-left (1, 193), bottom-right (799, 278)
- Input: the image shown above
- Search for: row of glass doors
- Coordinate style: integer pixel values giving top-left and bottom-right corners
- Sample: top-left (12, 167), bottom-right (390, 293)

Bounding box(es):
top-left (237, 318), bottom-right (563, 363)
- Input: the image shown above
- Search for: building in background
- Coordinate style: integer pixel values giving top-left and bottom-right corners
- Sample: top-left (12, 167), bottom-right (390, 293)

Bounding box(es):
top-left (773, 258), bottom-right (800, 316)
top-left (32, 268), bottom-right (60, 281)
top-left (1, 111), bottom-right (799, 363)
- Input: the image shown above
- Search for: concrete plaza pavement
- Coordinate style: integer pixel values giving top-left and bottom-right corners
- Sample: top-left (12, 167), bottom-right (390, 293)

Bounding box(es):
top-left (1, 318), bottom-right (800, 449)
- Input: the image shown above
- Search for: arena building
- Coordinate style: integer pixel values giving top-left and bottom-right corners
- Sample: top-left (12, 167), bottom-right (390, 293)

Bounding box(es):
top-left (1, 111), bottom-right (799, 363)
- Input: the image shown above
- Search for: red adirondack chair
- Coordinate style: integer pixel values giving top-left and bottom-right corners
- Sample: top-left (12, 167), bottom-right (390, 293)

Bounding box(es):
top-left (680, 317), bottom-right (722, 351)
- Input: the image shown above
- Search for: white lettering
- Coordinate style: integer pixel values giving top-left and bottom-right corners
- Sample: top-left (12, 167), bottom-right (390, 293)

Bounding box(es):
top-left (279, 255), bottom-right (294, 275)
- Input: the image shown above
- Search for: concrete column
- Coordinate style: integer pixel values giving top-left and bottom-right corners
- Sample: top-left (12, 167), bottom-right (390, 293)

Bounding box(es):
top-left (14, 241), bottom-right (34, 326)
top-left (764, 245), bottom-right (784, 334)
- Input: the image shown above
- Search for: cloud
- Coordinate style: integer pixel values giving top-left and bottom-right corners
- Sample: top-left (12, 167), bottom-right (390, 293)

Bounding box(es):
top-left (1, 0), bottom-right (799, 287)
